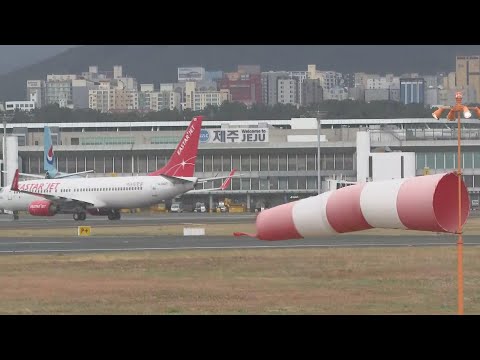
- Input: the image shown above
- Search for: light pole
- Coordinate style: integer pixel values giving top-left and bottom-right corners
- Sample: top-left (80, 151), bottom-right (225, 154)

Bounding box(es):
top-left (314, 111), bottom-right (327, 195)
top-left (2, 112), bottom-right (6, 187)
top-left (432, 91), bottom-right (480, 315)
top-left (2, 112), bottom-right (13, 187)
top-left (317, 116), bottom-right (321, 194)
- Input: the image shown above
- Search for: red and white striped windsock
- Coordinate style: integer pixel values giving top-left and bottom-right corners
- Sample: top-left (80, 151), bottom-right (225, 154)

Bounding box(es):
top-left (234, 172), bottom-right (470, 241)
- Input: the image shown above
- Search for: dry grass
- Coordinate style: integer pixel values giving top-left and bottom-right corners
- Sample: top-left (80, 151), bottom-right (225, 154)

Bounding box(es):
top-left (3, 216), bottom-right (480, 237)
top-left (1, 247), bottom-right (480, 314)
top-left (0, 223), bottom-right (257, 237)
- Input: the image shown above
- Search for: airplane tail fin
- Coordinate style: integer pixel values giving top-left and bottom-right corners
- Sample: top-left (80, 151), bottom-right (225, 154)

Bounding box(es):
top-left (43, 126), bottom-right (58, 178)
top-left (220, 168), bottom-right (237, 190)
top-left (11, 169), bottom-right (19, 191)
top-left (148, 116), bottom-right (203, 177)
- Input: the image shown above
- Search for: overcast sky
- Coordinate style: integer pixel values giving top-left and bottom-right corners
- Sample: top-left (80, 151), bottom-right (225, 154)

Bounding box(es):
top-left (0, 45), bottom-right (78, 75)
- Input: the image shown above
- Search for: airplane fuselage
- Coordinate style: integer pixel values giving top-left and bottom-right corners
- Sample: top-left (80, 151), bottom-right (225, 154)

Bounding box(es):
top-left (0, 175), bottom-right (196, 212)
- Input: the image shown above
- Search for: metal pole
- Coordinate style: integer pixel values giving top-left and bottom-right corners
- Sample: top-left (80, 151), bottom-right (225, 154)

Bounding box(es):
top-left (317, 116), bottom-right (321, 194)
top-left (3, 114), bottom-right (6, 187)
top-left (457, 110), bottom-right (464, 315)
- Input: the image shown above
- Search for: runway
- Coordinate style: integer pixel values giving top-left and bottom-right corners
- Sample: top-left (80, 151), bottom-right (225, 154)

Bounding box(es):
top-left (1, 212), bottom-right (480, 255)
top-left (0, 213), bottom-right (257, 229)
top-left (1, 211), bottom-right (479, 229)
top-left (0, 234), bottom-right (479, 255)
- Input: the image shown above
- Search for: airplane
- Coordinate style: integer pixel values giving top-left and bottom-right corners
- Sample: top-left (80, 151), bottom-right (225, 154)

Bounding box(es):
top-left (4, 126), bottom-right (95, 180)
top-left (43, 126), bottom-right (95, 179)
top-left (0, 116), bottom-right (237, 221)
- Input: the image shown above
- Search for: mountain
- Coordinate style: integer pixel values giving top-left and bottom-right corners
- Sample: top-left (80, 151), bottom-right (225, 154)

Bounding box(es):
top-left (1, 45), bottom-right (480, 102)
top-left (0, 45), bottom-right (77, 75)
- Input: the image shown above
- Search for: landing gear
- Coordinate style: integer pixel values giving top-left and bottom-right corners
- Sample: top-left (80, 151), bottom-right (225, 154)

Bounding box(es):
top-left (73, 212), bottom-right (86, 221)
top-left (107, 210), bottom-right (121, 221)
top-left (13, 211), bottom-right (19, 221)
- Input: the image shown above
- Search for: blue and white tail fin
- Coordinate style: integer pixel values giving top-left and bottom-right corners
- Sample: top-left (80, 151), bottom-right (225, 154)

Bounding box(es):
top-left (44, 126), bottom-right (58, 179)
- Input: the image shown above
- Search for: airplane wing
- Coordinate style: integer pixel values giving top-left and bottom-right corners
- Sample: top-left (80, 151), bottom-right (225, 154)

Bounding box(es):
top-left (195, 168), bottom-right (240, 184)
top-left (161, 174), bottom-right (196, 185)
top-left (3, 170), bottom-right (95, 179)
top-left (1, 170), bottom-right (45, 179)
top-left (54, 170), bottom-right (95, 179)
top-left (10, 169), bottom-right (96, 207)
top-left (19, 173), bottom-right (46, 179)
top-left (188, 168), bottom-right (236, 193)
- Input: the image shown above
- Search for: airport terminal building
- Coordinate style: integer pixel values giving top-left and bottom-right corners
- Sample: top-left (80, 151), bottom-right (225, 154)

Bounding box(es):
top-left (2, 117), bottom-right (480, 211)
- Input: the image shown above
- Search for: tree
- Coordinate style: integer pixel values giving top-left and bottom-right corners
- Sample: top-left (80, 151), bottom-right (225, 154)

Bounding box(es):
top-left (8, 100), bottom-right (434, 124)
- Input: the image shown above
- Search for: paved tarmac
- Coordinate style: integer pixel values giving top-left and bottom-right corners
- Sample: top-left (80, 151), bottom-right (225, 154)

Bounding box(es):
top-left (0, 212), bottom-right (479, 255)
top-left (1, 211), bottom-right (479, 229)
top-left (0, 213), bottom-right (257, 229)
top-left (0, 233), bottom-right (478, 255)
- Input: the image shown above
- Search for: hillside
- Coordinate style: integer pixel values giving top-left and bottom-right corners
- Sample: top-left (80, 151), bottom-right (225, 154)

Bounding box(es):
top-left (1, 44), bottom-right (480, 101)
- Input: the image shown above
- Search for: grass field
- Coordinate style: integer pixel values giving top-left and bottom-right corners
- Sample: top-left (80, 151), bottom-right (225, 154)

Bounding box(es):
top-left (1, 247), bottom-right (480, 314)
top-left (3, 216), bottom-right (480, 237)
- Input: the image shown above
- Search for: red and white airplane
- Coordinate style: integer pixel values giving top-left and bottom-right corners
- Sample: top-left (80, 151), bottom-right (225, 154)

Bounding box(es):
top-left (0, 116), bottom-right (236, 220)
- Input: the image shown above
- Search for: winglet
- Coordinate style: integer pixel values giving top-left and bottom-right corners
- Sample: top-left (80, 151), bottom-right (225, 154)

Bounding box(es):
top-left (221, 168), bottom-right (237, 190)
top-left (11, 169), bottom-right (19, 191)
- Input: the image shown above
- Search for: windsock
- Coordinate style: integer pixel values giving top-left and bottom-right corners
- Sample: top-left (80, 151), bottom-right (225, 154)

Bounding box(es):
top-left (234, 172), bottom-right (470, 241)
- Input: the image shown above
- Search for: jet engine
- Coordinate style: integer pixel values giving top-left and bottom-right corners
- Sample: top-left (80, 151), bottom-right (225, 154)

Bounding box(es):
top-left (28, 200), bottom-right (58, 216)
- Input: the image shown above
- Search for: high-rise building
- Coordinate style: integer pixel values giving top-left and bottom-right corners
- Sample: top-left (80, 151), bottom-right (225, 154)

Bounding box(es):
top-left (112, 88), bottom-right (138, 111)
top-left (205, 71), bottom-right (224, 82)
top-left (158, 91), bottom-right (181, 111)
top-left (425, 87), bottom-right (439, 107)
top-left (348, 87), bottom-right (365, 101)
top-left (139, 91), bottom-right (180, 111)
top-left (323, 87), bottom-right (348, 101)
top-left (277, 78), bottom-right (298, 105)
top-left (182, 81), bottom-right (231, 111)
top-left (72, 79), bottom-right (96, 109)
top-left (261, 71), bottom-right (289, 105)
top-left (301, 79), bottom-right (323, 106)
top-left (192, 89), bottom-right (231, 111)
top-left (26, 80), bottom-right (46, 108)
top-left (113, 65), bottom-right (123, 79)
top-left (456, 56), bottom-right (480, 103)
top-left (400, 78), bottom-right (425, 105)
top-left (342, 73), bottom-right (355, 89)
top-left (89, 81), bottom-right (113, 112)
top-left (238, 65), bottom-right (260, 74)
top-left (354, 72), bottom-right (370, 88)
top-left (289, 71), bottom-right (307, 104)
top-left (140, 84), bottom-right (155, 92)
top-left (46, 74), bottom-right (77, 108)
top-left (218, 72), bottom-right (261, 106)
top-left (116, 77), bottom-right (138, 91)
top-left (422, 75), bottom-right (438, 88)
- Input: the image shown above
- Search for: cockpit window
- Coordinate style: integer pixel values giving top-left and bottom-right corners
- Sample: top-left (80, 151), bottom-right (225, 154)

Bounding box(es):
top-left (0, 187), bottom-right (3, 193)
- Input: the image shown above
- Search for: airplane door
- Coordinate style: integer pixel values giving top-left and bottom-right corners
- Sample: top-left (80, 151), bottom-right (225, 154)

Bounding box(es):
top-left (151, 183), bottom-right (158, 197)
top-left (7, 192), bottom-right (12, 201)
